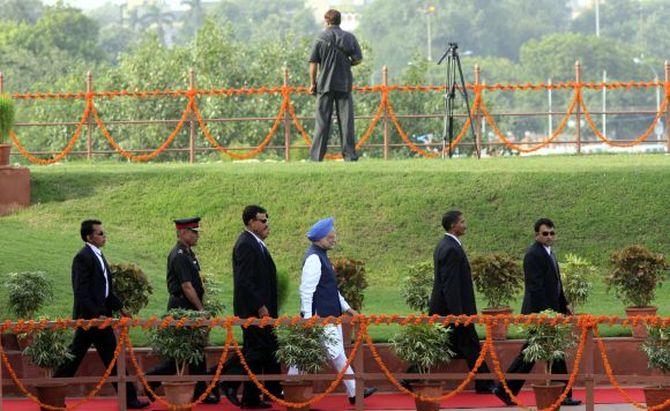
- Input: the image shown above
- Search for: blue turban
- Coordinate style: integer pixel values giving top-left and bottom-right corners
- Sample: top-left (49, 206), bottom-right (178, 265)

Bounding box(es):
top-left (307, 217), bottom-right (334, 242)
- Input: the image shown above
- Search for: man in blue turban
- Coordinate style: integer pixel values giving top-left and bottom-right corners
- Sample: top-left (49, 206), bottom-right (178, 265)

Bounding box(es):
top-left (288, 217), bottom-right (377, 405)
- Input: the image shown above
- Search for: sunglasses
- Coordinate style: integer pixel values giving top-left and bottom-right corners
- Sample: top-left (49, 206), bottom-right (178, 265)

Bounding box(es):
top-left (255, 218), bottom-right (268, 224)
top-left (541, 231), bottom-right (556, 237)
top-left (94, 231), bottom-right (106, 237)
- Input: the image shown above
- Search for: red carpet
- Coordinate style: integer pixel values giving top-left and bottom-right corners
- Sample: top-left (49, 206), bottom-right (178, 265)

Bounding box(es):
top-left (1, 388), bottom-right (645, 410)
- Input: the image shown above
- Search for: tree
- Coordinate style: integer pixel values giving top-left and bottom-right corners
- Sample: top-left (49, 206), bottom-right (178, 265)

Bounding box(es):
top-left (180, 0), bottom-right (205, 39)
top-left (0, 0), bottom-right (44, 24)
top-left (140, 4), bottom-right (175, 46)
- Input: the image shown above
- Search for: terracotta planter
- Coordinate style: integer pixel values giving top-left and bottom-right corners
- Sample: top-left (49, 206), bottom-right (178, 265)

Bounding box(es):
top-left (643, 386), bottom-right (670, 408)
top-left (163, 381), bottom-right (196, 410)
top-left (0, 143), bottom-right (10, 167)
top-left (411, 381), bottom-right (443, 411)
top-left (482, 307), bottom-right (513, 340)
top-left (532, 382), bottom-right (565, 411)
top-left (35, 382), bottom-right (68, 411)
top-left (281, 380), bottom-right (313, 411)
top-left (625, 306), bottom-right (658, 339)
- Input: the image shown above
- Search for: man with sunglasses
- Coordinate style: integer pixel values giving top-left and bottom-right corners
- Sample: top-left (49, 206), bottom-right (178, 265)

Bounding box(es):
top-left (146, 217), bottom-right (219, 404)
top-left (221, 205), bottom-right (282, 409)
top-left (493, 218), bottom-right (581, 406)
top-left (53, 219), bottom-right (149, 409)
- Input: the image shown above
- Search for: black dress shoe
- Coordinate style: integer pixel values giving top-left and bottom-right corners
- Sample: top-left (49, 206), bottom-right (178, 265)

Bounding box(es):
top-left (561, 397), bottom-right (582, 406)
top-left (492, 385), bottom-right (514, 406)
top-left (201, 393), bottom-right (220, 404)
top-left (348, 387), bottom-right (378, 405)
top-left (223, 386), bottom-right (242, 406)
top-left (241, 400), bottom-right (272, 409)
top-left (399, 379), bottom-right (414, 392)
top-left (475, 382), bottom-right (495, 394)
top-left (126, 399), bottom-right (150, 409)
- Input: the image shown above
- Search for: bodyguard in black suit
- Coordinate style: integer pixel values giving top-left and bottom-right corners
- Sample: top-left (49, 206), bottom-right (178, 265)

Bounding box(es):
top-left (427, 210), bottom-right (494, 393)
top-left (493, 218), bottom-right (581, 406)
top-left (221, 205), bottom-right (281, 409)
top-left (53, 219), bottom-right (148, 409)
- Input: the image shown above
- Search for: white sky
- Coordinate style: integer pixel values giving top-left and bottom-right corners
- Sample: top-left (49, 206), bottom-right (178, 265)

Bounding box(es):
top-left (42, 0), bottom-right (188, 11)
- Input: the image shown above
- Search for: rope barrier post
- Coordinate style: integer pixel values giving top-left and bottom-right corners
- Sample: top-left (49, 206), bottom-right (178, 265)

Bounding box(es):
top-left (117, 327), bottom-right (128, 411)
top-left (665, 61), bottom-right (670, 153)
top-left (474, 65), bottom-right (482, 159)
top-left (189, 68), bottom-right (197, 164)
top-left (584, 324), bottom-right (595, 411)
top-left (283, 67), bottom-right (291, 162)
top-left (575, 61), bottom-right (582, 155)
top-left (354, 321), bottom-right (365, 411)
top-left (382, 66), bottom-right (389, 160)
top-left (86, 71), bottom-right (93, 161)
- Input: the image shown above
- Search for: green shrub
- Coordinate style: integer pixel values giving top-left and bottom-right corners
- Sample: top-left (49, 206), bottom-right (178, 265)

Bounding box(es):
top-left (274, 322), bottom-right (335, 374)
top-left (401, 260), bottom-right (433, 313)
top-left (391, 323), bottom-right (455, 374)
top-left (333, 257), bottom-right (368, 311)
top-left (23, 328), bottom-right (74, 376)
top-left (0, 94), bottom-right (15, 144)
top-left (471, 253), bottom-right (523, 309)
top-left (149, 308), bottom-right (209, 376)
top-left (642, 325), bottom-right (670, 378)
top-left (110, 263), bottom-right (153, 316)
top-left (606, 245), bottom-right (667, 308)
top-left (201, 271), bottom-right (226, 316)
top-left (560, 253), bottom-right (596, 312)
top-left (522, 309), bottom-right (576, 384)
top-left (4, 272), bottom-right (53, 319)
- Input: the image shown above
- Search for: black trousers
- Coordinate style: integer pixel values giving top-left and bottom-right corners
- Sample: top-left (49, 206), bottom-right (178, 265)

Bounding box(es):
top-left (310, 91), bottom-right (357, 161)
top-left (221, 325), bottom-right (282, 405)
top-left (503, 342), bottom-right (571, 396)
top-left (146, 353), bottom-right (209, 399)
top-left (53, 327), bottom-right (141, 403)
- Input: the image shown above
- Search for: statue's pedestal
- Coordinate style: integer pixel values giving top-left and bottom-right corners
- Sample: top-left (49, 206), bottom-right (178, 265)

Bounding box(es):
top-left (0, 166), bottom-right (30, 215)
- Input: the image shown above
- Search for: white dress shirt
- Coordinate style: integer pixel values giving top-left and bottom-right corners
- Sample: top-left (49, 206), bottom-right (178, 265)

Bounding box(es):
top-left (299, 254), bottom-right (351, 318)
top-left (446, 232), bottom-right (462, 246)
top-left (245, 229), bottom-right (268, 251)
top-left (86, 242), bottom-right (109, 298)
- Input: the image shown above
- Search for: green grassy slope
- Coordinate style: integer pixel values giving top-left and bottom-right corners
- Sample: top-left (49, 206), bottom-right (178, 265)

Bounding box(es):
top-left (1, 155), bottom-right (669, 341)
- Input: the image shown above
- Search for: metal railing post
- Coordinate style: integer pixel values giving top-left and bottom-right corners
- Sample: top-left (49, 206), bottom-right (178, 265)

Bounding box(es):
top-left (0, 335), bottom-right (4, 411)
top-left (575, 61), bottom-right (582, 154)
top-left (354, 330), bottom-right (365, 411)
top-left (382, 66), bottom-right (389, 160)
top-left (665, 61), bottom-right (670, 153)
top-left (474, 64), bottom-right (482, 159)
top-left (584, 326), bottom-right (595, 411)
top-left (117, 331), bottom-right (127, 411)
top-left (283, 68), bottom-right (291, 162)
top-left (189, 68), bottom-right (197, 164)
top-left (86, 71), bottom-right (93, 161)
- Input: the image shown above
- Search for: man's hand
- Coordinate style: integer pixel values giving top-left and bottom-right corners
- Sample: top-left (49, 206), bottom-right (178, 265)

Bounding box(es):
top-left (309, 84), bottom-right (317, 96)
top-left (258, 305), bottom-right (270, 317)
top-left (345, 308), bottom-right (358, 316)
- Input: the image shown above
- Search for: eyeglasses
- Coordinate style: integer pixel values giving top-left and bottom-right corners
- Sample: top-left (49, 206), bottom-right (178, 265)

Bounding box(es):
top-left (541, 231), bottom-right (555, 237)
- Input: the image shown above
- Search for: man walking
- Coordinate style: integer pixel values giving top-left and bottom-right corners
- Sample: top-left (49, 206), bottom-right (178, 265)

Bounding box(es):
top-left (428, 210), bottom-right (494, 394)
top-left (492, 218), bottom-right (581, 406)
top-left (146, 217), bottom-right (218, 404)
top-left (308, 8), bottom-right (363, 161)
top-left (221, 205), bottom-right (282, 409)
top-left (54, 219), bottom-right (149, 409)
top-left (289, 217), bottom-right (377, 405)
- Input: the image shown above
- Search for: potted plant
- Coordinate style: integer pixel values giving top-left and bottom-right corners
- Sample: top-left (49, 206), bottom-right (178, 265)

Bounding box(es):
top-left (23, 325), bottom-right (74, 410)
top-left (149, 308), bottom-right (209, 409)
top-left (397, 260), bottom-right (456, 411)
top-left (471, 253), bottom-right (523, 340)
top-left (560, 253), bottom-right (596, 314)
top-left (606, 245), bottom-right (667, 338)
top-left (522, 309), bottom-right (576, 411)
top-left (0, 93), bottom-right (15, 166)
top-left (110, 263), bottom-right (153, 316)
top-left (3, 271), bottom-right (54, 349)
top-left (641, 325), bottom-right (670, 407)
top-left (391, 324), bottom-right (455, 411)
top-left (274, 322), bottom-right (335, 411)
top-left (333, 257), bottom-right (368, 344)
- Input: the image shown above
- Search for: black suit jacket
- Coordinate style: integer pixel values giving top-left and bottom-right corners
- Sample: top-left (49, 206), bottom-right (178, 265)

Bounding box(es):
top-left (71, 245), bottom-right (123, 319)
top-left (520, 242), bottom-right (569, 315)
top-left (232, 231), bottom-right (278, 319)
top-left (428, 235), bottom-right (478, 316)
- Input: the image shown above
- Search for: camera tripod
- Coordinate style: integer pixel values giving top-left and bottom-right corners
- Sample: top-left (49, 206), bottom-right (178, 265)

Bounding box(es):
top-left (437, 42), bottom-right (477, 158)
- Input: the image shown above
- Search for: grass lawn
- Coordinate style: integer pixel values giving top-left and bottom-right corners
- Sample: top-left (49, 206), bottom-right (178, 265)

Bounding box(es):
top-left (0, 155), bottom-right (669, 343)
